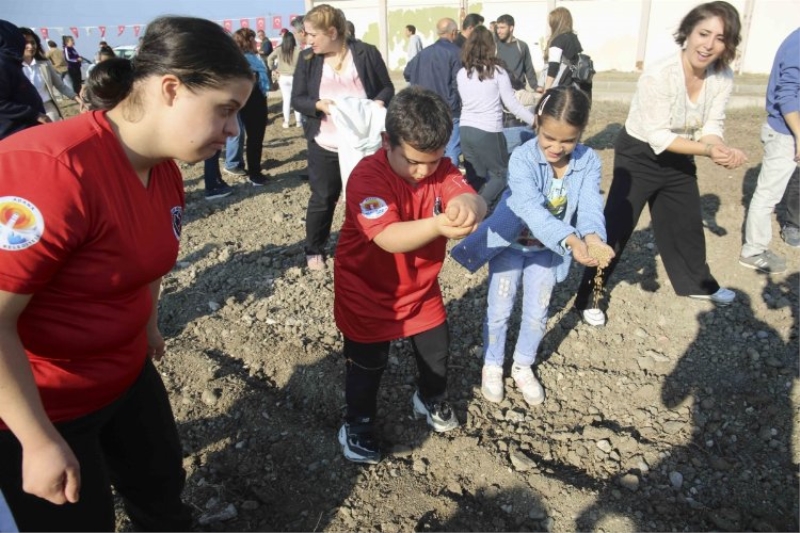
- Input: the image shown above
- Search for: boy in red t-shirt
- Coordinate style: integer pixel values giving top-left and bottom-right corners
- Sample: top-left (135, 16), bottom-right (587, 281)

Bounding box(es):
top-left (334, 86), bottom-right (487, 464)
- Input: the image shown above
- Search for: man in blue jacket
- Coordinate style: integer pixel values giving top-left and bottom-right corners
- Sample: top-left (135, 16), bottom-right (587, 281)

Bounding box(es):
top-left (404, 18), bottom-right (462, 168)
top-left (740, 28), bottom-right (800, 273)
top-left (0, 19), bottom-right (47, 141)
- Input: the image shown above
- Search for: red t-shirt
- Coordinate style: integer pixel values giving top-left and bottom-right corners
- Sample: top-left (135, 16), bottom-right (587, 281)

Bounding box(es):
top-left (0, 111), bottom-right (184, 426)
top-left (334, 149), bottom-right (474, 343)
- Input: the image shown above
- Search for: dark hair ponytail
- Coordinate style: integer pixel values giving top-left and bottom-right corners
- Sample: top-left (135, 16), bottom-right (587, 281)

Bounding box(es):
top-left (83, 58), bottom-right (136, 110)
top-left (535, 86), bottom-right (591, 131)
top-left (89, 15), bottom-right (252, 110)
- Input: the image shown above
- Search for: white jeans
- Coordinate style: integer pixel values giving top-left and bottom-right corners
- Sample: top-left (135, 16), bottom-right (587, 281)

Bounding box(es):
top-left (278, 75), bottom-right (302, 125)
top-left (742, 122), bottom-right (799, 257)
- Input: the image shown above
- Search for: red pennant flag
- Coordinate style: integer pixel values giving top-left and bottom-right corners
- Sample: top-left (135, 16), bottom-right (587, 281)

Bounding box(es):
top-left (117, 25), bottom-right (126, 36)
top-left (69, 26), bottom-right (79, 38)
top-left (40, 27), bottom-right (49, 39)
top-left (223, 20), bottom-right (233, 33)
top-left (272, 16), bottom-right (282, 29)
top-left (133, 25), bottom-right (141, 37)
top-left (256, 17), bottom-right (266, 31)
top-left (240, 18), bottom-right (249, 28)
top-left (98, 25), bottom-right (106, 37)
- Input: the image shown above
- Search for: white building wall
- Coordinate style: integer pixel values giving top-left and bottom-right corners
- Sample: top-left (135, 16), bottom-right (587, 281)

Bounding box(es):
top-left (743, 1), bottom-right (798, 72)
top-left (320, 0), bottom-right (800, 74)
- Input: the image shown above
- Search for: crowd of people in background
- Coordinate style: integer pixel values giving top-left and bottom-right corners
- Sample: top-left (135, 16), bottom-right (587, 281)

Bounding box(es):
top-left (0, 0), bottom-right (798, 528)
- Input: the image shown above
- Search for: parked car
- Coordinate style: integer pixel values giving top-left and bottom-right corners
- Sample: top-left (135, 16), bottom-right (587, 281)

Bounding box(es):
top-left (113, 45), bottom-right (137, 60)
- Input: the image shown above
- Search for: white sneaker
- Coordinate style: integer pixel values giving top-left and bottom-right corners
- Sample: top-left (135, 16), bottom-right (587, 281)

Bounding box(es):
top-left (581, 308), bottom-right (606, 326)
top-left (481, 365), bottom-right (504, 403)
top-left (282, 122), bottom-right (290, 129)
top-left (511, 364), bottom-right (544, 406)
top-left (688, 287), bottom-right (735, 306)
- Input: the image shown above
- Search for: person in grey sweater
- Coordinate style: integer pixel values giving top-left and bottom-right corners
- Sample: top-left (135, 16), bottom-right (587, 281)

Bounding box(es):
top-left (457, 26), bottom-right (534, 205)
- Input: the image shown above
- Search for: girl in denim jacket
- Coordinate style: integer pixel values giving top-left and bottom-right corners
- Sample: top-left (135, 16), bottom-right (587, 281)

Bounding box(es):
top-left (452, 86), bottom-right (613, 406)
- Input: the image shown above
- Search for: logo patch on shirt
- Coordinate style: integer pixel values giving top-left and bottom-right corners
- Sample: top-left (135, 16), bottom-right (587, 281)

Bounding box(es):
top-left (171, 206), bottom-right (183, 241)
top-left (359, 197), bottom-right (388, 219)
top-left (433, 197), bottom-right (443, 216)
top-left (0, 196), bottom-right (45, 251)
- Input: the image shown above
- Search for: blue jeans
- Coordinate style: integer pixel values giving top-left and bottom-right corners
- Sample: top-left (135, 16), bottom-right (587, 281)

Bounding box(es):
top-left (484, 248), bottom-right (556, 367)
top-left (445, 116), bottom-right (461, 168)
top-left (224, 114), bottom-right (245, 171)
top-left (503, 126), bottom-right (535, 155)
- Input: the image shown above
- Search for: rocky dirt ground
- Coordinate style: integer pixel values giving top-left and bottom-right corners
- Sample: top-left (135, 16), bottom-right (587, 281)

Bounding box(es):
top-left (109, 95), bottom-right (797, 532)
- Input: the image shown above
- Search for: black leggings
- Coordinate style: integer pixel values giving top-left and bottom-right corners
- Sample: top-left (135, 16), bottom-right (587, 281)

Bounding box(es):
top-left (66, 63), bottom-right (82, 95)
top-left (343, 322), bottom-right (450, 422)
top-left (240, 84), bottom-right (267, 179)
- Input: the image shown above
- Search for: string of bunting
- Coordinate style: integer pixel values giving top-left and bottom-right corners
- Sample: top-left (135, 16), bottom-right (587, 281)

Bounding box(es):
top-left (37, 14), bottom-right (301, 41)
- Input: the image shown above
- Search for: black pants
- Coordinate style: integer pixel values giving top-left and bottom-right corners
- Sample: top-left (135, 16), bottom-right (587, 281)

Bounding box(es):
top-left (305, 140), bottom-right (342, 256)
top-left (241, 85), bottom-right (267, 179)
top-left (343, 322), bottom-right (450, 422)
top-left (66, 63), bottom-right (81, 95)
top-left (0, 359), bottom-right (191, 532)
top-left (575, 128), bottom-right (719, 310)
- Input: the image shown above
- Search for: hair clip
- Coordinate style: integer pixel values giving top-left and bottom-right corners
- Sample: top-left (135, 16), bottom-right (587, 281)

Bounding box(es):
top-left (537, 93), bottom-right (551, 115)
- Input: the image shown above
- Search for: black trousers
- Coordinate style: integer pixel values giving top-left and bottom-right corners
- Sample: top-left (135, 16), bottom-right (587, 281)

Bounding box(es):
top-left (343, 322), bottom-right (450, 422)
top-left (66, 63), bottom-right (81, 95)
top-left (241, 85), bottom-right (267, 179)
top-left (305, 140), bottom-right (342, 256)
top-left (575, 128), bottom-right (719, 310)
top-left (0, 359), bottom-right (191, 532)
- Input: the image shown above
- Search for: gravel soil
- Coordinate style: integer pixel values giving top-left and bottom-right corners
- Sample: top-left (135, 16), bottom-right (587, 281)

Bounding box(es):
top-left (111, 97), bottom-right (798, 532)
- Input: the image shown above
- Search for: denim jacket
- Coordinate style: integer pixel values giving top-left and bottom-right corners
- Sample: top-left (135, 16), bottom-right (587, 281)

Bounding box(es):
top-left (451, 137), bottom-right (606, 282)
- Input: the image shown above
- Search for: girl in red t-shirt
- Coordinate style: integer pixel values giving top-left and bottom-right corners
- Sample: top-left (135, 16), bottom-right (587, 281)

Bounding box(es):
top-left (0, 16), bottom-right (254, 531)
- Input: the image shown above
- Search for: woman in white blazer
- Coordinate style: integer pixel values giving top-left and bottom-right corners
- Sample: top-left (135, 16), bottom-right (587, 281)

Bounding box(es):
top-left (20, 27), bottom-right (83, 121)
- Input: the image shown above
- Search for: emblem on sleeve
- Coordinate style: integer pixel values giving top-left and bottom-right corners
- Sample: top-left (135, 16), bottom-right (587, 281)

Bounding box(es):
top-left (0, 197), bottom-right (45, 251)
top-left (171, 206), bottom-right (183, 240)
top-left (359, 197), bottom-right (388, 220)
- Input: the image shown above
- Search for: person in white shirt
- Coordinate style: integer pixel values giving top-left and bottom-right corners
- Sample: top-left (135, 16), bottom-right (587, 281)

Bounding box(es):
top-left (19, 27), bottom-right (83, 121)
top-left (405, 24), bottom-right (423, 61)
top-left (574, 1), bottom-right (747, 327)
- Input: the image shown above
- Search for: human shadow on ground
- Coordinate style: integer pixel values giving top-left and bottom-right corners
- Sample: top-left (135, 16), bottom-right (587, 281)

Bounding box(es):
top-left (160, 235), bottom-right (309, 339)
top-left (699, 193), bottom-right (727, 236)
top-left (172, 262), bottom-right (556, 531)
top-left (417, 485), bottom-right (549, 532)
top-left (575, 273), bottom-right (799, 531)
top-left (738, 163), bottom-right (761, 240)
top-left (578, 224), bottom-right (661, 313)
top-left (583, 122), bottom-right (622, 151)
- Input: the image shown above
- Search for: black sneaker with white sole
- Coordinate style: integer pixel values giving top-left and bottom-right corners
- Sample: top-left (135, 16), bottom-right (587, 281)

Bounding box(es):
top-left (411, 390), bottom-right (459, 432)
top-left (338, 418), bottom-right (381, 464)
top-left (248, 174), bottom-right (269, 187)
